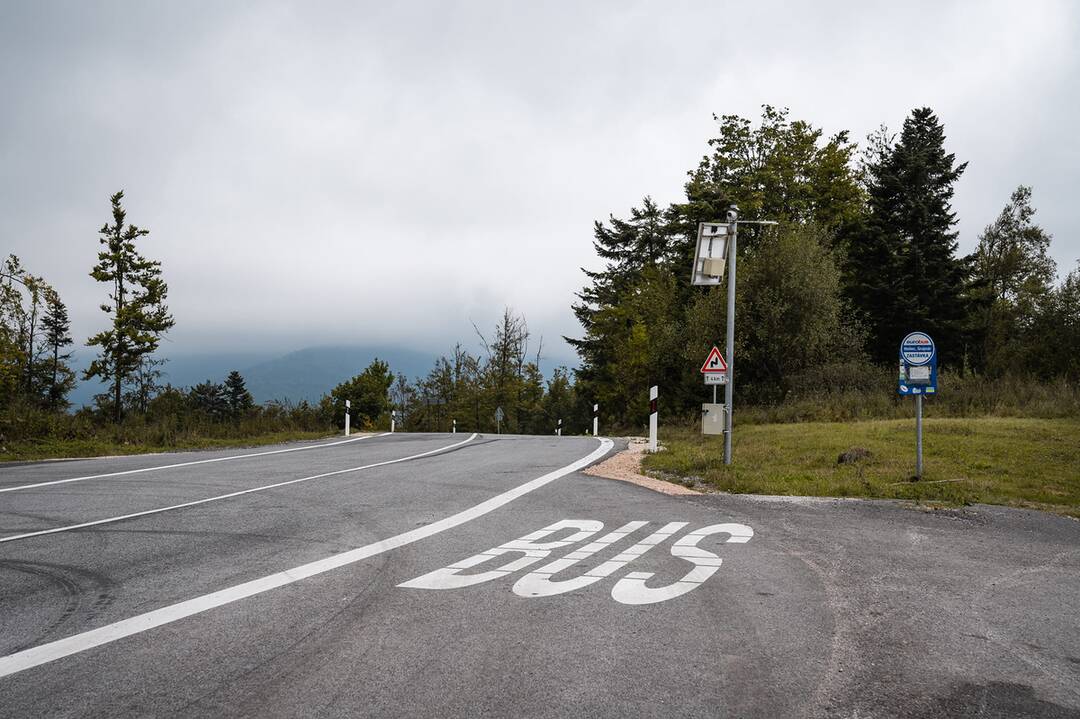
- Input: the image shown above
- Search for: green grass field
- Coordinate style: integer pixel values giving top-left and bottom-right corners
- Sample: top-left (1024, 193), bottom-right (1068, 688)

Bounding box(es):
top-left (642, 417), bottom-right (1080, 517)
top-left (0, 430), bottom-right (337, 463)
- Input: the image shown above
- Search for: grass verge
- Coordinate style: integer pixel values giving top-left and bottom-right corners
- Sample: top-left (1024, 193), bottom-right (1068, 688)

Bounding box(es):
top-left (0, 430), bottom-right (338, 463)
top-left (642, 417), bottom-right (1080, 518)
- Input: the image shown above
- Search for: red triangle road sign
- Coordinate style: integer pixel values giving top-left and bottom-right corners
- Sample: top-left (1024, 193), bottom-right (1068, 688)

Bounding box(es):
top-left (700, 346), bottom-right (728, 373)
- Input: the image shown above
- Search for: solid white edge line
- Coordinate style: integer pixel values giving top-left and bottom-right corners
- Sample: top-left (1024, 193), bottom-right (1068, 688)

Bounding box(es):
top-left (0, 437), bottom-right (614, 680)
top-left (0, 434), bottom-right (479, 544)
top-left (0, 433), bottom-right (394, 494)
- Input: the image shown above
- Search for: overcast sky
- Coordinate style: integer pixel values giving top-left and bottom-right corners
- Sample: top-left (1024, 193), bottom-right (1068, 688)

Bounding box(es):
top-left (2, 0), bottom-right (1077, 365)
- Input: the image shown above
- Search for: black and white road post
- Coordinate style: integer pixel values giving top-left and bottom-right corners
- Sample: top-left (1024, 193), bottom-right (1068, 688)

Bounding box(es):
top-left (390, 411), bottom-right (396, 434)
top-left (557, 418), bottom-right (562, 436)
top-left (648, 385), bottom-right (658, 452)
top-left (593, 404), bottom-right (599, 436)
top-left (344, 399), bottom-right (351, 437)
top-left (452, 419), bottom-right (456, 434)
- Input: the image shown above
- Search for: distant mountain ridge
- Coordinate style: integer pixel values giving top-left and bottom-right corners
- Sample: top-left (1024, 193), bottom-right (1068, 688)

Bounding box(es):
top-left (67, 345), bottom-right (439, 407)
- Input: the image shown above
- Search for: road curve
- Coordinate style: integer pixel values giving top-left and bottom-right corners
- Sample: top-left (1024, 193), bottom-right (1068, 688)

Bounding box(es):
top-left (0, 433), bottom-right (1077, 717)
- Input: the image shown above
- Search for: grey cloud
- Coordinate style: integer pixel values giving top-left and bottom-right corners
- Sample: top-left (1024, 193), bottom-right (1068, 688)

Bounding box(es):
top-left (2, 0), bottom-right (1077, 365)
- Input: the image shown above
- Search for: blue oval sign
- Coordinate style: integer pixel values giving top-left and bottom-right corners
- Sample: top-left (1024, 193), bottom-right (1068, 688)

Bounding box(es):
top-left (900, 332), bottom-right (935, 365)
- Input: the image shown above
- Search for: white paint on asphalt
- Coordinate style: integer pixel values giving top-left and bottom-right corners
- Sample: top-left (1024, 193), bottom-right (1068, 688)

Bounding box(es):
top-left (610, 523), bottom-right (753, 605)
top-left (401, 519), bottom-right (755, 605)
top-left (0, 434), bottom-right (478, 544)
top-left (0, 433), bottom-right (392, 494)
top-left (398, 520), bottom-right (606, 590)
top-left (511, 521), bottom-right (649, 597)
top-left (0, 437), bottom-right (614, 679)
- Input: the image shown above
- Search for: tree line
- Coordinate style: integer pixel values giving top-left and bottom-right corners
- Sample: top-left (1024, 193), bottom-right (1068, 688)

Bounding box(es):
top-left (3, 106), bottom-right (1077, 444)
top-left (569, 106), bottom-right (1080, 428)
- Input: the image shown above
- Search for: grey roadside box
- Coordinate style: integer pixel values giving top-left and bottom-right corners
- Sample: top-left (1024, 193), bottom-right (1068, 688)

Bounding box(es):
top-left (701, 404), bottom-right (726, 435)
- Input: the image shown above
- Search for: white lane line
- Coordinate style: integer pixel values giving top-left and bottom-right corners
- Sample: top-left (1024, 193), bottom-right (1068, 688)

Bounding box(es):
top-left (0, 437), bottom-right (613, 679)
top-left (0, 434), bottom-right (479, 544)
top-left (0, 433), bottom-right (394, 494)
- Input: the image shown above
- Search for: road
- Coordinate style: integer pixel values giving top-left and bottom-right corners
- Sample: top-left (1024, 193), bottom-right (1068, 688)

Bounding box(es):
top-left (0, 432), bottom-right (1078, 717)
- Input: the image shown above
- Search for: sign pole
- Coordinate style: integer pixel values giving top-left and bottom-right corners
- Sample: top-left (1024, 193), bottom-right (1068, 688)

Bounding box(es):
top-left (916, 394), bottom-right (924, 478)
top-left (723, 207), bottom-right (737, 465)
top-left (648, 385), bottom-right (658, 452)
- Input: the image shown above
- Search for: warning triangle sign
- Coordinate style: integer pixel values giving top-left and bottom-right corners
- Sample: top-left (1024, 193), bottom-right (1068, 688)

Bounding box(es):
top-left (700, 346), bottom-right (728, 373)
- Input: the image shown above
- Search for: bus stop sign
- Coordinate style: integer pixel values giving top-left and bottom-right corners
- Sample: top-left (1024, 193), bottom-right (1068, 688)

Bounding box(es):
top-left (898, 332), bottom-right (937, 395)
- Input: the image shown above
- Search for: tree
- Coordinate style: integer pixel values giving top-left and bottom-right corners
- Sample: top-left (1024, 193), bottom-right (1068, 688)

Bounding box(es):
top-left (39, 287), bottom-right (75, 409)
top-left (224, 370), bottom-right (255, 418)
top-left (189, 380), bottom-right (229, 420)
top-left (847, 108), bottom-right (969, 366)
top-left (85, 191), bottom-right (175, 422)
top-left (123, 357), bottom-right (166, 415)
top-left (686, 223), bottom-right (862, 403)
top-left (329, 359), bottom-right (394, 429)
top-left (968, 186), bottom-right (1057, 375)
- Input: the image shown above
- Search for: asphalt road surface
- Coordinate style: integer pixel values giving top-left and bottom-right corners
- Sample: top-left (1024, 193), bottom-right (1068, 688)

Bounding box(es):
top-left (1, 432), bottom-right (1078, 718)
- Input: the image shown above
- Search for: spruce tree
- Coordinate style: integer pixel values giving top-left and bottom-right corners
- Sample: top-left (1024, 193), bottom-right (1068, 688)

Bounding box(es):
top-left (85, 191), bottom-right (175, 421)
top-left (847, 108), bottom-right (969, 365)
top-left (40, 287), bottom-right (75, 409)
top-left (224, 370), bottom-right (255, 417)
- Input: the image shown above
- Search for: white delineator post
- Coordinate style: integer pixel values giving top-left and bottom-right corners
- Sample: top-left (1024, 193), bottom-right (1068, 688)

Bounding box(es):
top-left (648, 386), bottom-right (658, 452)
top-left (592, 404), bottom-right (599, 437)
top-left (390, 414), bottom-right (395, 433)
top-left (452, 419), bottom-right (456, 434)
top-left (557, 418), bottom-right (562, 437)
top-left (344, 399), bottom-right (351, 437)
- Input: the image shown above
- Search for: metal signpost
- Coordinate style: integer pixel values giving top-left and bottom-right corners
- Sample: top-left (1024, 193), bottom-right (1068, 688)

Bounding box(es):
top-left (898, 331), bottom-right (938, 478)
top-left (690, 207), bottom-right (777, 464)
top-left (494, 406), bottom-right (504, 434)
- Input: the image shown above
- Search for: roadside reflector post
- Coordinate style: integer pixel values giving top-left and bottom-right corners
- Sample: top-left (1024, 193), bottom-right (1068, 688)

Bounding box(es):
top-left (557, 418), bottom-right (562, 437)
top-left (593, 404), bottom-right (598, 437)
top-left (390, 411), bottom-right (396, 434)
top-left (344, 399), bottom-right (351, 437)
top-left (453, 419), bottom-right (456, 434)
top-left (648, 385), bottom-right (658, 452)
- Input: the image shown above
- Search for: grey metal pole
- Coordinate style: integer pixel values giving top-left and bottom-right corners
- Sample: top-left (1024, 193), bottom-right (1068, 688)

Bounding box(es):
top-left (916, 394), bottom-right (923, 478)
top-left (723, 207), bottom-right (738, 465)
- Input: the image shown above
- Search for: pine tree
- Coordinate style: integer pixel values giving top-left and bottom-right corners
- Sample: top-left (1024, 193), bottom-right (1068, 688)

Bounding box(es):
top-left (224, 370), bottom-right (255, 417)
top-left (85, 191), bottom-right (175, 422)
top-left (847, 108), bottom-right (969, 365)
top-left (39, 287), bottom-right (75, 409)
top-left (189, 380), bottom-right (229, 420)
